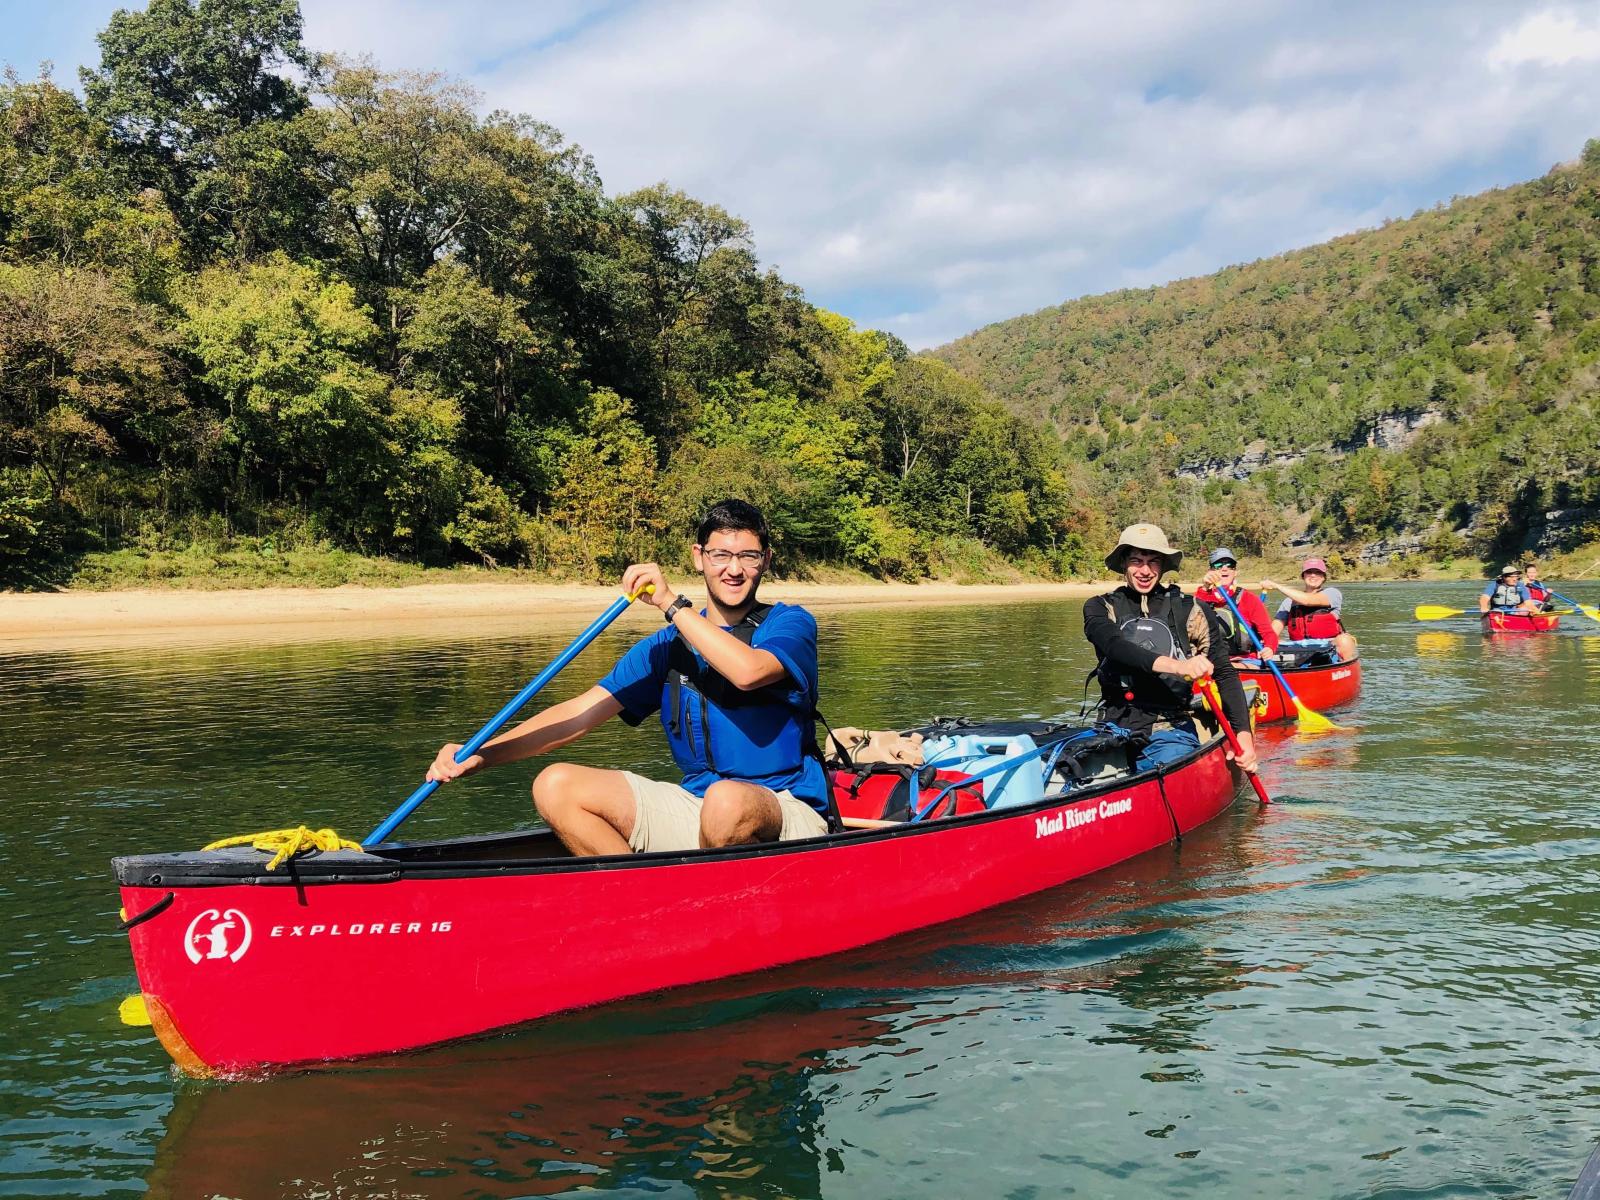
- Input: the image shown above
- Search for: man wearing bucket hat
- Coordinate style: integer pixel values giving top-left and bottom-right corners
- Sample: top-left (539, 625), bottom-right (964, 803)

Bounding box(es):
top-left (1263, 557), bottom-right (1357, 662)
top-left (1196, 546), bottom-right (1278, 659)
top-left (1478, 564), bottom-right (1540, 616)
top-left (1084, 523), bottom-right (1258, 774)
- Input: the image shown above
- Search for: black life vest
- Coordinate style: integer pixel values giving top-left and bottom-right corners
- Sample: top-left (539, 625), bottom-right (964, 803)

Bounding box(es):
top-left (1201, 589), bottom-right (1256, 657)
top-left (1096, 585), bottom-right (1197, 720)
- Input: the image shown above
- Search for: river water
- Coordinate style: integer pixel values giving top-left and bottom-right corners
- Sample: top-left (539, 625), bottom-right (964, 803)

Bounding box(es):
top-left (4, 582), bottom-right (1600, 1199)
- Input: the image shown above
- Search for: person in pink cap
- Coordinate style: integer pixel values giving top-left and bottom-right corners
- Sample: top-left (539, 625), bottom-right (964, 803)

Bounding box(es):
top-left (1262, 557), bottom-right (1357, 662)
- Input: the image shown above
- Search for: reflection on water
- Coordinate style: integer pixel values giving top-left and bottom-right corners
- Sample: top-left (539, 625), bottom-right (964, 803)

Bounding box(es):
top-left (5, 583), bottom-right (1600, 1198)
top-left (145, 991), bottom-right (895, 1199)
top-left (1415, 630), bottom-right (1463, 657)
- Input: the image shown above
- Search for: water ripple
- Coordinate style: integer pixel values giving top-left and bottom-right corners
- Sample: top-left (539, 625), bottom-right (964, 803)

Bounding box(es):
top-left (4, 584), bottom-right (1600, 1197)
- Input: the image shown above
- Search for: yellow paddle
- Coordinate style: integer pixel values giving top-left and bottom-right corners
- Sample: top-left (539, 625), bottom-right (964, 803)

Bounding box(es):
top-left (1545, 588), bottom-right (1600, 626)
top-left (1414, 604), bottom-right (1472, 620)
top-left (1416, 602), bottom-right (1586, 621)
top-left (1216, 587), bottom-right (1347, 733)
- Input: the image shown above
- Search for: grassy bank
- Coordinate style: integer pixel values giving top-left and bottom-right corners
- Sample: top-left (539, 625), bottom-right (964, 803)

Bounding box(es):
top-left (21, 533), bottom-right (1600, 594)
top-left (43, 534), bottom-right (1041, 592)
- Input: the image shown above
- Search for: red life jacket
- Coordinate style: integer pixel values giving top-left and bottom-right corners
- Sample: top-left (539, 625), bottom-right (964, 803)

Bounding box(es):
top-left (1283, 601), bottom-right (1344, 641)
top-left (1526, 582), bottom-right (1551, 604)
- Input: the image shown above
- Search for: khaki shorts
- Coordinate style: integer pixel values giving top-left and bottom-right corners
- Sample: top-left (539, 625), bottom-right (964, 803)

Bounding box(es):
top-left (621, 771), bottom-right (829, 853)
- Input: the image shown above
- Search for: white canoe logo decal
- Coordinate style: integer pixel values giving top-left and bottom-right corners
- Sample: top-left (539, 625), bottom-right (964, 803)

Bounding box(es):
top-left (1036, 797), bottom-right (1133, 838)
top-left (1331, 669), bottom-right (1352, 680)
top-left (183, 908), bottom-right (253, 964)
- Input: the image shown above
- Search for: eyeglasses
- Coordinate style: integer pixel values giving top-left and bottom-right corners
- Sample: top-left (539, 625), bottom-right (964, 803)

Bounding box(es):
top-left (1212, 561), bottom-right (1238, 570)
top-left (702, 549), bottom-right (765, 567)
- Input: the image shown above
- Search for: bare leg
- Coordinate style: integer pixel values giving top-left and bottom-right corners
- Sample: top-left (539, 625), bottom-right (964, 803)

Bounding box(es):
top-left (699, 780), bottom-right (783, 848)
top-left (532, 763), bottom-right (637, 857)
top-left (1334, 632), bottom-right (1358, 660)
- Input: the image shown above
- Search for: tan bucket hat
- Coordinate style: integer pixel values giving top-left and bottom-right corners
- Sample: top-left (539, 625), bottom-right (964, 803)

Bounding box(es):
top-left (1105, 523), bottom-right (1183, 572)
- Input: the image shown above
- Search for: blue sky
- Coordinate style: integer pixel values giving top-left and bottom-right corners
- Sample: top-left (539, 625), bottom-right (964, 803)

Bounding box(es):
top-left (9, 1), bottom-right (1600, 348)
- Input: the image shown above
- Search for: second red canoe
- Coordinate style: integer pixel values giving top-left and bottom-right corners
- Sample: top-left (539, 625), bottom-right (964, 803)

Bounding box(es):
top-left (1236, 658), bottom-right (1362, 724)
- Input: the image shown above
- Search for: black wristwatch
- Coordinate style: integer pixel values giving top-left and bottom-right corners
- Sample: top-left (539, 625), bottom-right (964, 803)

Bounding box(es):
top-left (663, 595), bottom-right (694, 623)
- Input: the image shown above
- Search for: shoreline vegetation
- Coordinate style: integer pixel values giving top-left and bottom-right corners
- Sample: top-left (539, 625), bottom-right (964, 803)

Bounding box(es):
top-left (6, 4), bottom-right (1599, 602)
top-left (9, 535), bottom-right (1600, 653)
top-left (0, 578), bottom-right (1097, 652)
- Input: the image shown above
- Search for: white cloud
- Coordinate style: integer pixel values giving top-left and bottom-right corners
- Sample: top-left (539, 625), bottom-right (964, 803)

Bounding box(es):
top-left (1488, 7), bottom-right (1600, 69)
top-left (291, 1), bottom-right (1600, 347)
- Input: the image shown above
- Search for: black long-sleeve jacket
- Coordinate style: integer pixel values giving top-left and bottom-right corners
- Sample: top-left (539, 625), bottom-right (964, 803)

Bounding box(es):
top-left (1083, 583), bottom-right (1251, 737)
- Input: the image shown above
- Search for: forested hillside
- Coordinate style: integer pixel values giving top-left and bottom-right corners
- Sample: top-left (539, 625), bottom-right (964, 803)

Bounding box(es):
top-left (932, 146), bottom-right (1600, 568)
top-left (0, 0), bottom-right (1090, 588)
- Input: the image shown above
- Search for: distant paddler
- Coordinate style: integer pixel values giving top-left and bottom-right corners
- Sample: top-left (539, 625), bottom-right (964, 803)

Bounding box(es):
top-left (1084, 523), bottom-right (1258, 775)
top-left (1478, 564), bottom-right (1540, 617)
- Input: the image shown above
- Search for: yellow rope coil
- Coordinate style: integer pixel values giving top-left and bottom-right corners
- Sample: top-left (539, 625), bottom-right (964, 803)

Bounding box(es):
top-left (202, 826), bottom-right (363, 871)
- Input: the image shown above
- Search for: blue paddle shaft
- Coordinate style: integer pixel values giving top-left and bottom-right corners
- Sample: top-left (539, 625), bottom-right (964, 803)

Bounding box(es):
top-left (1216, 586), bottom-right (1306, 710)
top-left (363, 591), bottom-right (641, 848)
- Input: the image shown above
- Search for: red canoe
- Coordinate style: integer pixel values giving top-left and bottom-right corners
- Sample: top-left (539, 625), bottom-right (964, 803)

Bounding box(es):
top-left (1236, 658), bottom-right (1362, 724)
top-left (114, 736), bottom-right (1243, 1077)
top-left (1482, 611), bottom-right (1560, 634)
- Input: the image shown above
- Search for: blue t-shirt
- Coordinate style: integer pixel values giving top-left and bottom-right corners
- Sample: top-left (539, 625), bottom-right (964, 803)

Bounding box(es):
top-left (1482, 581), bottom-right (1531, 611)
top-left (597, 602), bottom-right (827, 812)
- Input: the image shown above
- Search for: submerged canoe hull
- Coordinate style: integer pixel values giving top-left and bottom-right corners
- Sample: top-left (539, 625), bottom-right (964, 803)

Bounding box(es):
top-left (115, 738), bottom-right (1240, 1076)
top-left (1236, 658), bottom-right (1362, 724)
top-left (1482, 611), bottom-right (1560, 634)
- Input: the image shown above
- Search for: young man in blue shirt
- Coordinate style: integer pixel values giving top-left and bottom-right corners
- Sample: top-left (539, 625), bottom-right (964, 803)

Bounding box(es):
top-left (426, 500), bottom-right (831, 855)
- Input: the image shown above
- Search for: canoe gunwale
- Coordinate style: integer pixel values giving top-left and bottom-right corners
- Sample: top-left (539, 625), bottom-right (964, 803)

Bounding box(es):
top-left (113, 734), bottom-right (1226, 889)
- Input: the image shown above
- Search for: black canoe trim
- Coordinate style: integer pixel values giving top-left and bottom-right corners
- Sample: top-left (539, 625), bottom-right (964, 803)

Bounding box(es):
top-left (110, 735), bottom-right (1236, 890)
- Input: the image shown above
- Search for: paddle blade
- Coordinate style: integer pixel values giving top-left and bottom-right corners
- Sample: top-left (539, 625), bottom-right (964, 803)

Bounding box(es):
top-left (119, 994), bottom-right (152, 1026)
top-left (1292, 697), bottom-right (1349, 734)
top-left (1413, 604), bottom-right (1466, 621)
top-left (1580, 604), bottom-right (1600, 626)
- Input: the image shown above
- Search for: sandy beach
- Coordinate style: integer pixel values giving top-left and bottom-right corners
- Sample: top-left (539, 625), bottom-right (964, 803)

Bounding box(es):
top-left (0, 580), bottom-right (1103, 652)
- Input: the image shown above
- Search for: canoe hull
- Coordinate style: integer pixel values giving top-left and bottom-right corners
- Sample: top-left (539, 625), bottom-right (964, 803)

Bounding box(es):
top-left (115, 739), bottom-right (1240, 1076)
top-left (1236, 658), bottom-right (1362, 724)
top-left (1482, 611), bottom-right (1560, 634)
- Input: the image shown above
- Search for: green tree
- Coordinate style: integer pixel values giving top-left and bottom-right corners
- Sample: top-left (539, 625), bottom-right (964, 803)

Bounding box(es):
top-left (0, 262), bottom-right (177, 509)
top-left (179, 253), bottom-right (461, 549)
top-left (0, 73), bottom-right (181, 293)
top-left (81, 0), bottom-right (315, 255)
top-left (548, 388), bottom-right (665, 572)
top-left (396, 260), bottom-right (554, 469)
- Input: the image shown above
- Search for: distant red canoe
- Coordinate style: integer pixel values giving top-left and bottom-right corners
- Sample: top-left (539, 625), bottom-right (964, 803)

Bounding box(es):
top-left (1236, 658), bottom-right (1362, 724)
top-left (114, 736), bottom-right (1243, 1077)
top-left (1482, 611), bottom-right (1560, 634)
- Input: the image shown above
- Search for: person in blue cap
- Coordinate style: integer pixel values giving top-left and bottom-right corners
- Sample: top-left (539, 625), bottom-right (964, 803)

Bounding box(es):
top-left (1195, 546), bottom-right (1279, 659)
